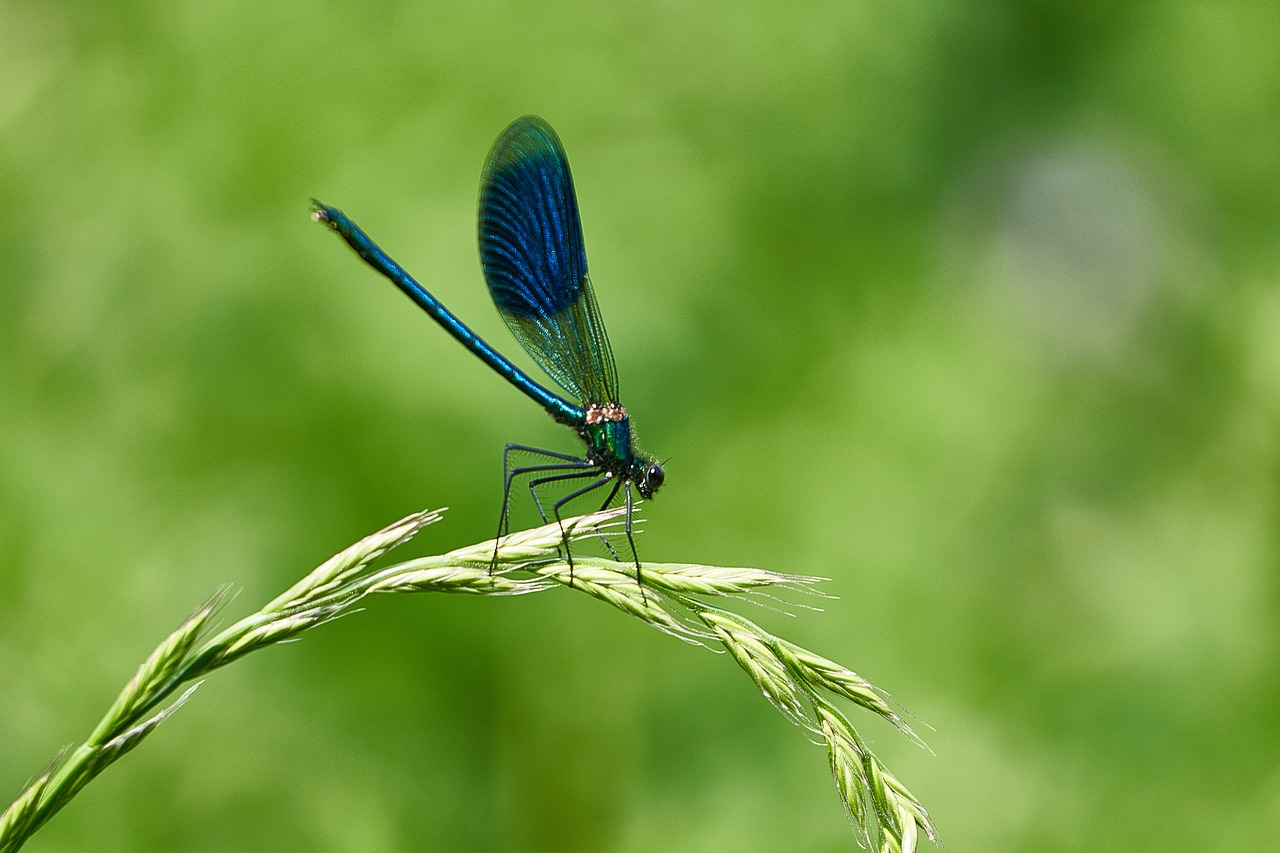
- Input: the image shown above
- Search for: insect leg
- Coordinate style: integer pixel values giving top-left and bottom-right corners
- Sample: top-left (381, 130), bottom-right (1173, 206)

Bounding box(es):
top-left (623, 481), bottom-right (646, 597)
top-left (547, 475), bottom-right (613, 587)
top-left (593, 478), bottom-right (623, 561)
top-left (492, 444), bottom-right (593, 571)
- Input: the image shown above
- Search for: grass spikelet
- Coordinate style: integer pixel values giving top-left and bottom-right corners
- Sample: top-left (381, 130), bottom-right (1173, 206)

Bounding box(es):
top-left (1, 508), bottom-right (937, 851)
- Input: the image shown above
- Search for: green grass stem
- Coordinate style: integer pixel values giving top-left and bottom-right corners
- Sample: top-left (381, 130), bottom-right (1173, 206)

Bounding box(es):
top-left (0, 508), bottom-right (936, 851)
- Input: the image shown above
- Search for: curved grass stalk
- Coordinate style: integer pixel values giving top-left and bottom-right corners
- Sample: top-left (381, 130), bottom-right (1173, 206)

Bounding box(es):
top-left (0, 508), bottom-right (937, 852)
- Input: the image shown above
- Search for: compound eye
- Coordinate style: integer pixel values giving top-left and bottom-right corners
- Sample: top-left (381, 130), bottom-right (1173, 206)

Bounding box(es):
top-left (645, 463), bottom-right (665, 492)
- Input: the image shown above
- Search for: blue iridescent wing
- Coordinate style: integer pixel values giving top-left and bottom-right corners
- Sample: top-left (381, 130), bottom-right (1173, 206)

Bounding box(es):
top-left (478, 116), bottom-right (619, 405)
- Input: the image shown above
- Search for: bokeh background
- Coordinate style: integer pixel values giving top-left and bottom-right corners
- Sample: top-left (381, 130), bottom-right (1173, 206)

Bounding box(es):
top-left (2, 1), bottom-right (1278, 850)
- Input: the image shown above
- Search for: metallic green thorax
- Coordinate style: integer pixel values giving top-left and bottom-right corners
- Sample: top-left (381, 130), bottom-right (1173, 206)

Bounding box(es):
top-left (577, 402), bottom-right (662, 498)
top-left (581, 414), bottom-right (635, 464)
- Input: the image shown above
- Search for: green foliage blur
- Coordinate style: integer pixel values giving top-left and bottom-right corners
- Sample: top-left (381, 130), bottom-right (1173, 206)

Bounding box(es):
top-left (2, 1), bottom-right (1277, 850)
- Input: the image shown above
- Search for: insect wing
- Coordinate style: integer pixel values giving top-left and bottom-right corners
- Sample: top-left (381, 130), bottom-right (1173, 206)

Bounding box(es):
top-left (478, 116), bottom-right (619, 405)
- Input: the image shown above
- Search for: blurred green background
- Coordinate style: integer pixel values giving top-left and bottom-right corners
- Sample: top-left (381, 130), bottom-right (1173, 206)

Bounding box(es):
top-left (2, 1), bottom-right (1278, 850)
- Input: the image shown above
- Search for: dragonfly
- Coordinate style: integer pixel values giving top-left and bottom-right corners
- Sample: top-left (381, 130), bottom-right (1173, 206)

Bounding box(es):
top-left (312, 115), bottom-right (664, 583)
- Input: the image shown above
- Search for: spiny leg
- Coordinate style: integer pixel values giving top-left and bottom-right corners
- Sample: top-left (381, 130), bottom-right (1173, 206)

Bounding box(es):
top-left (501, 444), bottom-right (592, 528)
top-left (623, 481), bottom-right (646, 596)
top-left (548, 475), bottom-right (613, 587)
top-left (525, 469), bottom-right (608, 586)
top-left (504, 443), bottom-right (586, 472)
top-left (593, 478), bottom-right (623, 561)
top-left (526, 468), bottom-right (602, 530)
top-left (492, 461), bottom-right (587, 572)
top-left (508, 463), bottom-right (593, 525)
top-left (493, 444), bottom-right (593, 571)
